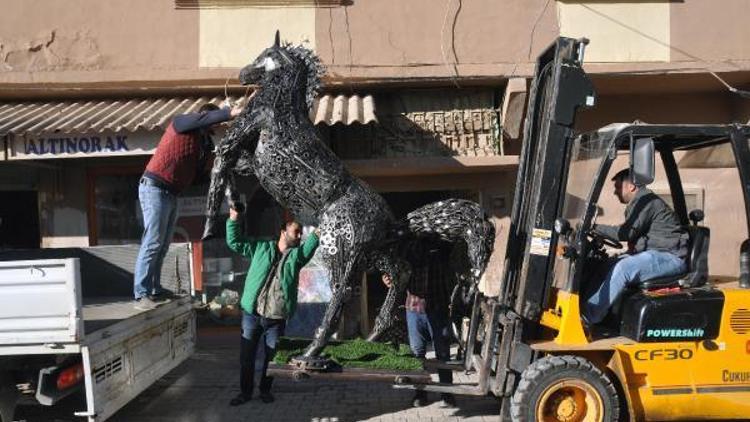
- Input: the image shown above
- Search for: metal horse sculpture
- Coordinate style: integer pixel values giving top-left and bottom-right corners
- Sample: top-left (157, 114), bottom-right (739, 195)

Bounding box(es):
top-left (203, 32), bottom-right (495, 360)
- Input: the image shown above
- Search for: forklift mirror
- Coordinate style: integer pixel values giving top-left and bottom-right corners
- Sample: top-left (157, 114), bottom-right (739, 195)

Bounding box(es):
top-left (631, 137), bottom-right (655, 186)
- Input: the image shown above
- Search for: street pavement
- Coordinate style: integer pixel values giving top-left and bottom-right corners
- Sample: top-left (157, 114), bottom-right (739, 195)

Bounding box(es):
top-left (108, 325), bottom-right (500, 422)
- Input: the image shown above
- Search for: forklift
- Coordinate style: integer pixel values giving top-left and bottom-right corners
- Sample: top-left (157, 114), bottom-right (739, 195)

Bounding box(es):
top-left (274, 37), bottom-right (750, 421)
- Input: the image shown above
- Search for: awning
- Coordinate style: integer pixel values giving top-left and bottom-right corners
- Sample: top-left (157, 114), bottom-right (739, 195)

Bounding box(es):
top-left (0, 93), bottom-right (376, 160)
top-left (0, 93), bottom-right (376, 138)
top-left (310, 94), bottom-right (377, 126)
top-left (0, 96), bottom-right (244, 138)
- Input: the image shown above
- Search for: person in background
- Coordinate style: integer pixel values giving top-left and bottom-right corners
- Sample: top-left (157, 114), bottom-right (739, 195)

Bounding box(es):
top-left (226, 206), bottom-right (319, 406)
top-left (133, 101), bottom-right (243, 310)
top-left (382, 240), bottom-right (457, 408)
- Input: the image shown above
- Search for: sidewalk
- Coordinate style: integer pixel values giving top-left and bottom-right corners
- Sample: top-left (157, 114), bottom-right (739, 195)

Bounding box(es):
top-left (110, 326), bottom-right (500, 422)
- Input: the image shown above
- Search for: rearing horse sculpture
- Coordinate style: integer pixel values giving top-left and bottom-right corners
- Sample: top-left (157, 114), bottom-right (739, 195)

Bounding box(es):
top-left (203, 32), bottom-right (495, 359)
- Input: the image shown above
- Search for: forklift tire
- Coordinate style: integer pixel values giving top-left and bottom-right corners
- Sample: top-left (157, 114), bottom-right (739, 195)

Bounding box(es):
top-left (510, 355), bottom-right (619, 422)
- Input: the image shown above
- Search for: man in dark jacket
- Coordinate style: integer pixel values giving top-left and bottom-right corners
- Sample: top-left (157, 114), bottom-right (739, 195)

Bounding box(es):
top-left (382, 240), bottom-right (456, 408)
top-left (226, 206), bottom-right (319, 406)
top-left (133, 102), bottom-right (243, 310)
top-left (584, 168), bottom-right (689, 324)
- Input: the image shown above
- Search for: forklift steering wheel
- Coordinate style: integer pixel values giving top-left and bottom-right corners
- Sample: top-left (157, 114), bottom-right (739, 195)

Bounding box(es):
top-left (587, 229), bottom-right (623, 249)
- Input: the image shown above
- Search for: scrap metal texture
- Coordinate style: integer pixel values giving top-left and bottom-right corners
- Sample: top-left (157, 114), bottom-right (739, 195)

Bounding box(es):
top-left (204, 33), bottom-right (495, 358)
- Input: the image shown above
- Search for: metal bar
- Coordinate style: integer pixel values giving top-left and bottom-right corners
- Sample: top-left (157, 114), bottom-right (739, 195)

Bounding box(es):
top-left (422, 359), bottom-right (465, 372)
top-left (463, 290), bottom-right (481, 371)
top-left (393, 382), bottom-right (487, 396)
top-left (73, 345), bottom-right (97, 420)
top-left (268, 364), bottom-right (431, 384)
top-left (475, 300), bottom-right (500, 395)
top-left (660, 148), bottom-right (689, 225)
top-left (730, 127), bottom-right (750, 235)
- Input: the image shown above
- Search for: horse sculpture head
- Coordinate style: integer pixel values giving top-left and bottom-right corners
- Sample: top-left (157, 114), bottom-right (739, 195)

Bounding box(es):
top-left (239, 31), bottom-right (325, 111)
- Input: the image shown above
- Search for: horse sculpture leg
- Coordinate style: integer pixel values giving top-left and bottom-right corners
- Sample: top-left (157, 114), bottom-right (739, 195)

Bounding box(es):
top-left (366, 252), bottom-right (411, 341)
top-left (202, 152), bottom-right (236, 240)
top-left (202, 105), bottom-right (259, 240)
top-left (302, 251), bottom-right (360, 358)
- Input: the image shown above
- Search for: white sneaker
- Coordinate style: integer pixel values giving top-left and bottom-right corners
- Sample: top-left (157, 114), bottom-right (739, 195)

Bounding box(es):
top-left (134, 297), bottom-right (158, 311)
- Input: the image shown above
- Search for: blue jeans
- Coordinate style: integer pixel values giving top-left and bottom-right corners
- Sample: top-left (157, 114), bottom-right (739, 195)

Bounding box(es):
top-left (406, 310), bottom-right (453, 384)
top-left (133, 182), bottom-right (178, 299)
top-left (585, 250), bottom-right (686, 324)
top-left (240, 311), bottom-right (286, 396)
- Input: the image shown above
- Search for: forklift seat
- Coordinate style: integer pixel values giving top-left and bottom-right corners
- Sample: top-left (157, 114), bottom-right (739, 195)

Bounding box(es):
top-left (639, 225), bottom-right (710, 290)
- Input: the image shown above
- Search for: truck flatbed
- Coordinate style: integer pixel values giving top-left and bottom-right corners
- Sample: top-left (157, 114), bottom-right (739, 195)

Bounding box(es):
top-left (82, 296), bottom-right (189, 335)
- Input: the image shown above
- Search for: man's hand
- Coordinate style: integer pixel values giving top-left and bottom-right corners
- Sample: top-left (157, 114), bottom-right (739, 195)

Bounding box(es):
top-left (230, 103), bottom-right (244, 118)
top-left (229, 206), bottom-right (240, 221)
top-left (313, 227), bottom-right (321, 237)
top-left (228, 89), bottom-right (258, 118)
top-left (381, 273), bottom-right (393, 288)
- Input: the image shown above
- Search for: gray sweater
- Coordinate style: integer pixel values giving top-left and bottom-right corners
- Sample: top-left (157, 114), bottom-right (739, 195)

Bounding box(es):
top-left (596, 188), bottom-right (688, 258)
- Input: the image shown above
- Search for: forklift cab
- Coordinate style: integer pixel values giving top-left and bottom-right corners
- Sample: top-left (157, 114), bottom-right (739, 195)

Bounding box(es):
top-left (551, 124), bottom-right (750, 343)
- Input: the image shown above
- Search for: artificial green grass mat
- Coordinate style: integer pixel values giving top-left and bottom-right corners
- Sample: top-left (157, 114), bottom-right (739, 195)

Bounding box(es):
top-left (274, 337), bottom-right (423, 371)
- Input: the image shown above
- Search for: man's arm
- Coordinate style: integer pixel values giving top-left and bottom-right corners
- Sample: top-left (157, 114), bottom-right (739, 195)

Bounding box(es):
top-left (296, 230), bottom-right (319, 266)
top-left (173, 106), bottom-right (241, 133)
top-left (225, 210), bottom-right (259, 258)
top-left (594, 223), bottom-right (623, 240)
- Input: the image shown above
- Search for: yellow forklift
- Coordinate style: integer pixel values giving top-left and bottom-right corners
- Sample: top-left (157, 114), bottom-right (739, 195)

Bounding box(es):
top-left (274, 37), bottom-right (750, 421)
top-left (454, 37), bottom-right (750, 421)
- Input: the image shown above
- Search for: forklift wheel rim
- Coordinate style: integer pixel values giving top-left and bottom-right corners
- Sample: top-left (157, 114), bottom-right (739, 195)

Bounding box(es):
top-left (536, 378), bottom-right (603, 422)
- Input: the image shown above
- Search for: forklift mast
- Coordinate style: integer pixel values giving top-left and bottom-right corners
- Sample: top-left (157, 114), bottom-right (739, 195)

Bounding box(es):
top-left (500, 37), bottom-right (595, 321)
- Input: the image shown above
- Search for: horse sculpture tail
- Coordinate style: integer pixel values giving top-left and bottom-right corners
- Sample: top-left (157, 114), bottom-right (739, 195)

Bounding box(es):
top-left (397, 198), bottom-right (495, 282)
top-left (366, 199), bottom-right (495, 342)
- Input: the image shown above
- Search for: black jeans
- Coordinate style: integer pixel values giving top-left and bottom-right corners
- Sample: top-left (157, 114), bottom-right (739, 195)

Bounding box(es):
top-left (240, 311), bottom-right (286, 396)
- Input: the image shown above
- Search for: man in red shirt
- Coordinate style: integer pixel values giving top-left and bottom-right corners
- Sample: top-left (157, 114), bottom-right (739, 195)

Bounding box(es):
top-left (133, 102), bottom-right (243, 310)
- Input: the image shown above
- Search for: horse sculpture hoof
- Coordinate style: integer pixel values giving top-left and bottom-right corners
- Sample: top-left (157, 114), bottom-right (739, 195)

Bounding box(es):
top-left (365, 330), bottom-right (382, 342)
top-left (291, 355), bottom-right (333, 372)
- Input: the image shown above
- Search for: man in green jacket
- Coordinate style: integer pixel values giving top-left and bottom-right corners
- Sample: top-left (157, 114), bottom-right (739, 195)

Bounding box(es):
top-left (226, 206), bottom-right (319, 406)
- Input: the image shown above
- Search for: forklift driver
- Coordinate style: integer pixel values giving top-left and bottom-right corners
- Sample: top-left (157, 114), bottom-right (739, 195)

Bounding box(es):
top-left (583, 168), bottom-right (689, 325)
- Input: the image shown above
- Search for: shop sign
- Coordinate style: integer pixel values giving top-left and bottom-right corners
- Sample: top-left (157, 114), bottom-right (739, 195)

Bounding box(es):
top-left (178, 195), bottom-right (237, 217)
top-left (178, 197), bottom-right (207, 217)
top-left (8, 132), bottom-right (159, 160)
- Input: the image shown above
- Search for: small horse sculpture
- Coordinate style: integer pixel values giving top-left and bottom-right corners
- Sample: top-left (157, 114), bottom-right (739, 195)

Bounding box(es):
top-left (203, 32), bottom-right (495, 359)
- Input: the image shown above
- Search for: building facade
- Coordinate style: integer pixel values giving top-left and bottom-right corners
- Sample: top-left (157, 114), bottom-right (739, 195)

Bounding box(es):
top-left (2, 0), bottom-right (749, 333)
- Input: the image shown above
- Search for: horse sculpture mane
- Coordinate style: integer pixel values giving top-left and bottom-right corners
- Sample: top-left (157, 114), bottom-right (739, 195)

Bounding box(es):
top-left (204, 32), bottom-right (495, 359)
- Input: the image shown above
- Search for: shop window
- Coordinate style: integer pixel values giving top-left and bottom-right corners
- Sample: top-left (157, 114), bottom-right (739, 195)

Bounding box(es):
top-left (652, 186), bottom-right (705, 215)
top-left (93, 174), bottom-right (142, 245)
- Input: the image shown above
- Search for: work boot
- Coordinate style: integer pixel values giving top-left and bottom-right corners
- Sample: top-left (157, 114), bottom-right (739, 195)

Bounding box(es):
top-left (411, 390), bottom-right (427, 407)
top-left (440, 393), bottom-right (456, 408)
top-left (229, 393), bottom-right (252, 406)
top-left (259, 391), bottom-right (275, 403)
top-left (259, 376), bottom-right (275, 403)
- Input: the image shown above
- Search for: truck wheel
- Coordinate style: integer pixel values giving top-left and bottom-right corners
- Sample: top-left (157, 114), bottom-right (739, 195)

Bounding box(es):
top-left (0, 372), bottom-right (18, 422)
top-left (510, 355), bottom-right (619, 422)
